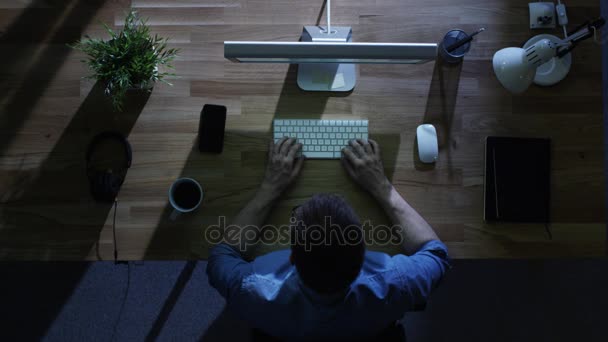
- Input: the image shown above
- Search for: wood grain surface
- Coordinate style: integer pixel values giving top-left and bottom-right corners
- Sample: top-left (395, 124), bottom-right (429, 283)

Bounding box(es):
top-left (0, 0), bottom-right (604, 260)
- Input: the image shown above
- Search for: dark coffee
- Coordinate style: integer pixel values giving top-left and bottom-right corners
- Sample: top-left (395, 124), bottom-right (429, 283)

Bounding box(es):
top-left (173, 181), bottom-right (201, 210)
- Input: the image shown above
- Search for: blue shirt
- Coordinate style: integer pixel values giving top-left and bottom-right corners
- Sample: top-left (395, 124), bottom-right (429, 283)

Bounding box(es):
top-left (207, 240), bottom-right (450, 341)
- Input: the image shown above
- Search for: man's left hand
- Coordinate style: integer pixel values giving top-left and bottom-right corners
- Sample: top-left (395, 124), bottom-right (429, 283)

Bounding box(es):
top-left (261, 137), bottom-right (305, 196)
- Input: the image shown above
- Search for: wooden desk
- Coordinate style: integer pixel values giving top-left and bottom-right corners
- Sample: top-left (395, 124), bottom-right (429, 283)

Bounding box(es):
top-left (0, 0), bottom-right (604, 260)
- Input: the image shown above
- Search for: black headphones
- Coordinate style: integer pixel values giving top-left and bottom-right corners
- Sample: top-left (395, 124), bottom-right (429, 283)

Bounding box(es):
top-left (86, 131), bottom-right (132, 202)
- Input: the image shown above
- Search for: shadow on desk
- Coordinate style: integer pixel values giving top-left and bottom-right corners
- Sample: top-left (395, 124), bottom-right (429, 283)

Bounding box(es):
top-left (0, 82), bottom-right (149, 259)
top-left (419, 58), bottom-right (462, 172)
top-left (144, 130), bottom-right (401, 259)
top-left (144, 131), bottom-right (279, 260)
top-left (274, 64), bottom-right (353, 121)
top-left (0, 0), bottom-right (104, 155)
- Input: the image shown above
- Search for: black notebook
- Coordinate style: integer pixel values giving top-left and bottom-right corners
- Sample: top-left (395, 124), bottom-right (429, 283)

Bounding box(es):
top-left (484, 137), bottom-right (551, 222)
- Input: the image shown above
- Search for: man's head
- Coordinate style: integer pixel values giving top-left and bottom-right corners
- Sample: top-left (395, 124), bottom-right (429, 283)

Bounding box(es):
top-left (290, 193), bottom-right (365, 294)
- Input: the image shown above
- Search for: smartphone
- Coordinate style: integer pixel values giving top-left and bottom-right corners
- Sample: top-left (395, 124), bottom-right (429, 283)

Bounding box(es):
top-left (198, 104), bottom-right (227, 153)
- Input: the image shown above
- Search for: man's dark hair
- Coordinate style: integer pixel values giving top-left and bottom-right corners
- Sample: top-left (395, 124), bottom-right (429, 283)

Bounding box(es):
top-left (291, 193), bottom-right (365, 294)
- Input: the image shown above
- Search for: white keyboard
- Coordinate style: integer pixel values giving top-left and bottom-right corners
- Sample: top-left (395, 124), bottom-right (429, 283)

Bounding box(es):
top-left (273, 119), bottom-right (369, 159)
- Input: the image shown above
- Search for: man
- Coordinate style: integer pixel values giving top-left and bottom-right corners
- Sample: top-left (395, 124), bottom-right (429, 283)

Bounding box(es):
top-left (207, 137), bottom-right (450, 341)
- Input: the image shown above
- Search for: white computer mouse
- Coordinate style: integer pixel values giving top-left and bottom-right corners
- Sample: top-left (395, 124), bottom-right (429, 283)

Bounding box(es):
top-left (416, 124), bottom-right (438, 163)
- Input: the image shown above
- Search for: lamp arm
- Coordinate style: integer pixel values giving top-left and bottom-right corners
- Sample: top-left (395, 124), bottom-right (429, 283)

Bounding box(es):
top-left (556, 17), bottom-right (605, 58)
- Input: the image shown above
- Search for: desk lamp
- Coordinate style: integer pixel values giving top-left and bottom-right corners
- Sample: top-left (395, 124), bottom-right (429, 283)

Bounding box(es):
top-left (493, 18), bottom-right (605, 94)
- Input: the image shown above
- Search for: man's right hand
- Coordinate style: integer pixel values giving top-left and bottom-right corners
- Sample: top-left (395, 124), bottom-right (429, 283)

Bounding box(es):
top-left (341, 139), bottom-right (392, 200)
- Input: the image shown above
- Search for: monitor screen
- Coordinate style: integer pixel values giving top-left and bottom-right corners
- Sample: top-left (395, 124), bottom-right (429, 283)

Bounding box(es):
top-left (224, 41), bottom-right (437, 64)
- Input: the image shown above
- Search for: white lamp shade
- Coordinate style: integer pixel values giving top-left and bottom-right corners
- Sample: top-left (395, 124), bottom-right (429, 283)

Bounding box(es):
top-left (492, 47), bottom-right (536, 94)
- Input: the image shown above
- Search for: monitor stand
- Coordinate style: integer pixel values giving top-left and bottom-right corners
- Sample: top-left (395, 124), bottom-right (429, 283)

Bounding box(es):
top-left (297, 26), bottom-right (356, 92)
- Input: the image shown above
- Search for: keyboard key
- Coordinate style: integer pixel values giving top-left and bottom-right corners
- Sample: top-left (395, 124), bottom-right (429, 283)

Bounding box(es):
top-left (321, 146), bottom-right (328, 151)
top-left (312, 139), bottom-right (318, 145)
top-left (304, 133), bottom-right (310, 138)
top-left (314, 145), bottom-right (321, 151)
top-left (304, 151), bottom-right (334, 158)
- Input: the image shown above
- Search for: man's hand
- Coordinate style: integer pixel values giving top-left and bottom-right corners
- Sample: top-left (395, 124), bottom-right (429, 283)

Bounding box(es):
top-left (262, 137), bottom-right (305, 196)
top-left (225, 138), bottom-right (303, 259)
top-left (343, 139), bottom-right (440, 254)
top-left (341, 139), bottom-right (392, 200)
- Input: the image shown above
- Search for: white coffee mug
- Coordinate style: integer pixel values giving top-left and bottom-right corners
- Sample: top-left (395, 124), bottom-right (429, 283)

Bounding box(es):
top-left (168, 178), bottom-right (204, 221)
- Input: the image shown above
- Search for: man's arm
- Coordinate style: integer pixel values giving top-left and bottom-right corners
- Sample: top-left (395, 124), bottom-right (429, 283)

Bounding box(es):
top-left (341, 139), bottom-right (439, 255)
top-left (207, 137), bottom-right (304, 297)
top-left (226, 137), bottom-right (304, 258)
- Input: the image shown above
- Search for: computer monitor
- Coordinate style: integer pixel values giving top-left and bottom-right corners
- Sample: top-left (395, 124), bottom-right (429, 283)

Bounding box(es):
top-left (224, 26), bottom-right (438, 92)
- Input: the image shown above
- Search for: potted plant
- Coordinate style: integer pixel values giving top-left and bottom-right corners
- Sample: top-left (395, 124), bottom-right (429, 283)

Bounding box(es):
top-left (71, 10), bottom-right (179, 111)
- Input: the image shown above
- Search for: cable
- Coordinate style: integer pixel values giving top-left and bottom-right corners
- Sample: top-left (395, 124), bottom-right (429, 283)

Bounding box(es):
top-left (557, 0), bottom-right (568, 38)
top-left (327, 0), bottom-right (331, 34)
top-left (113, 199), bottom-right (118, 261)
top-left (544, 223), bottom-right (553, 240)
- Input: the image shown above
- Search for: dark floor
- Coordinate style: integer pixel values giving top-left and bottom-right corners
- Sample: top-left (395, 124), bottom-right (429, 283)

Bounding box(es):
top-left (0, 259), bottom-right (607, 342)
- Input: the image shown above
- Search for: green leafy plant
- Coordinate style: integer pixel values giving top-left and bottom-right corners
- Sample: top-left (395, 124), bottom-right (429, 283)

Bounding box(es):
top-left (71, 10), bottom-right (179, 111)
